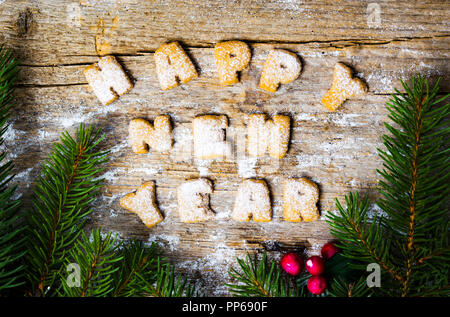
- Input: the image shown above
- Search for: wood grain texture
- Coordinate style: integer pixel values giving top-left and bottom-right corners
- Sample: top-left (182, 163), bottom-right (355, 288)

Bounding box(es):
top-left (0, 0), bottom-right (449, 295)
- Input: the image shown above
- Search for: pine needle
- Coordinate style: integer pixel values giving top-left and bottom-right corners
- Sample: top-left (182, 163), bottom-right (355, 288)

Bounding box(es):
top-left (0, 46), bottom-right (25, 294)
top-left (24, 124), bottom-right (108, 296)
top-left (327, 75), bottom-right (449, 296)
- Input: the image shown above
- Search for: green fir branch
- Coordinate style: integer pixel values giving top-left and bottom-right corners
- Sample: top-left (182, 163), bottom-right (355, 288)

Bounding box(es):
top-left (59, 228), bottom-right (122, 297)
top-left (0, 46), bottom-right (25, 294)
top-left (327, 192), bottom-right (403, 289)
top-left (111, 240), bottom-right (158, 297)
top-left (24, 124), bottom-right (108, 296)
top-left (327, 75), bottom-right (450, 297)
top-left (147, 258), bottom-right (198, 297)
top-left (227, 252), bottom-right (295, 297)
top-left (327, 276), bottom-right (372, 297)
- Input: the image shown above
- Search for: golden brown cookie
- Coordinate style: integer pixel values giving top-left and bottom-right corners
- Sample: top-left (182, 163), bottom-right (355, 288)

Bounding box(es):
top-left (321, 62), bottom-right (367, 111)
top-left (214, 41), bottom-right (251, 86)
top-left (128, 116), bottom-right (172, 154)
top-left (177, 178), bottom-right (215, 223)
top-left (259, 49), bottom-right (301, 92)
top-left (283, 178), bottom-right (319, 222)
top-left (232, 179), bottom-right (272, 222)
top-left (247, 114), bottom-right (290, 159)
top-left (84, 55), bottom-right (133, 105)
top-left (192, 115), bottom-right (231, 160)
top-left (120, 182), bottom-right (164, 228)
top-left (154, 42), bottom-right (198, 90)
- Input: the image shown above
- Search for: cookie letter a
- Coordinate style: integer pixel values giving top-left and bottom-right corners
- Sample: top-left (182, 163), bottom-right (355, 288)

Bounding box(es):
top-left (129, 116), bottom-right (172, 154)
top-left (321, 62), bottom-right (367, 111)
top-left (259, 49), bottom-right (301, 92)
top-left (193, 115), bottom-right (231, 160)
top-left (214, 41), bottom-right (251, 86)
top-left (247, 114), bottom-right (290, 159)
top-left (120, 182), bottom-right (164, 228)
top-left (154, 42), bottom-right (198, 90)
top-left (84, 55), bottom-right (133, 105)
top-left (232, 179), bottom-right (272, 222)
top-left (283, 178), bottom-right (319, 222)
top-left (177, 178), bottom-right (215, 223)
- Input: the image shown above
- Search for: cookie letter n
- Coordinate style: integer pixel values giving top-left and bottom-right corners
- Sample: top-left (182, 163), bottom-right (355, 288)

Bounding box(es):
top-left (128, 116), bottom-right (172, 154)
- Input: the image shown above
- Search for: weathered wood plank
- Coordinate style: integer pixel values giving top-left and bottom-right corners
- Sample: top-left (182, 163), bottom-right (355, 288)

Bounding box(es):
top-left (17, 38), bottom-right (450, 93)
top-left (1, 0), bottom-right (448, 295)
top-left (1, 0), bottom-right (449, 64)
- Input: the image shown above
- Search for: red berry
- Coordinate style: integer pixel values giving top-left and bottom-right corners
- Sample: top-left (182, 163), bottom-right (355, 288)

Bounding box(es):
top-left (307, 275), bottom-right (327, 295)
top-left (305, 256), bottom-right (324, 275)
top-left (321, 242), bottom-right (340, 260)
top-left (280, 253), bottom-right (303, 276)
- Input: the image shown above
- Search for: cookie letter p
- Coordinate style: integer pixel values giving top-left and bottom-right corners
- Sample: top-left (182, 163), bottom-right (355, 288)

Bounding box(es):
top-left (259, 49), bottom-right (302, 92)
top-left (154, 42), bottom-right (198, 90)
top-left (84, 55), bottom-right (133, 105)
top-left (214, 41), bottom-right (251, 86)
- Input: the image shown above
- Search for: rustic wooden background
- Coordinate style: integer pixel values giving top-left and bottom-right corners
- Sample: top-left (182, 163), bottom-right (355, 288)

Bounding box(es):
top-left (0, 0), bottom-right (448, 296)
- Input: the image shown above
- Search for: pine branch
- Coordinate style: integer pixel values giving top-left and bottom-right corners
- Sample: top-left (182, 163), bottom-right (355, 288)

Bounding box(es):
top-left (227, 252), bottom-right (296, 297)
top-left (327, 276), bottom-right (372, 297)
top-left (59, 228), bottom-right (122, 297)
top-left (111, 240), bottom-right (158, 297)
top-left (0, 46), bottom-right (25, 294)
top-left (327, 75), bottom-right (449, 297)
top-left (378, 76), bottom-right (449, 296)
top-left (327, 192), bottom-right (403, 288)
top-left (146, 258), bottom-right (198, 297)
top-left (24, 124), bottom-right (108, 296)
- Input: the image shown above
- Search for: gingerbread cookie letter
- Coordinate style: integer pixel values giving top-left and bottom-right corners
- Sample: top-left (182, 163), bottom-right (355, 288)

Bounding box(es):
top-left (214, 41), bottom-right (251, 86)
top-left (120, 182), bottom-right (164, 228)
top-left (84, 55), bottom-right (133, 105)
top-left (232, 179), bottom-right (272, 222)
top-left (154, 42), bottom-right (198, 90)
top-left (193, 115), bottom-right (231, 160)
top-left (247, 114), bottom-right (290, 159)
top-left (259, 49), bottom-right (301, 92)
top-left (321, 62), bottom-right (367, 111)
top-left (129, 116), bottom-right (172, 154)
top-left (177, 178), bottom-right (214, 223)
top-left (283, 178), bottom-right (319, 222)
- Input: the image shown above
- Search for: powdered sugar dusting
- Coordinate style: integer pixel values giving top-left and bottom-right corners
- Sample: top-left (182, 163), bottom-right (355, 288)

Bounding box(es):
top-left (259, 49), bottom-right (302, 92)
top-left (178, 233), bottom-right (238, 296)
top-left (148, 233), bottom-right (180, 252)
top-left (237, 157), bottom-right (258, 178)
top-left (177, 178), bottom-right (215, 223)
